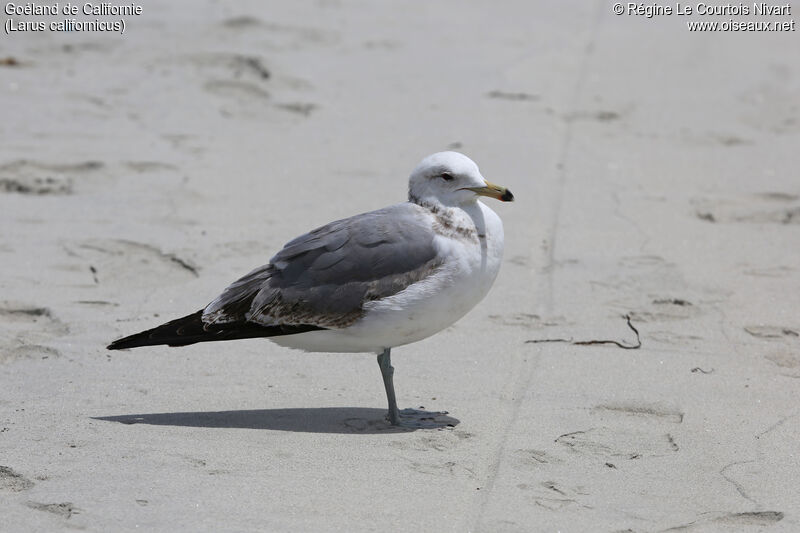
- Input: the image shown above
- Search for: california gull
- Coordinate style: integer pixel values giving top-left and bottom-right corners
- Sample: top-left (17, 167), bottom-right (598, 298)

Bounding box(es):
top-left (108, 151), bottom-right (514, 426)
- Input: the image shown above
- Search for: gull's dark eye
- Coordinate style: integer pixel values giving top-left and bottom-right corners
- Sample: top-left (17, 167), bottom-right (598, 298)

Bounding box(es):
top-left (440, 172), bottom-right (454, 181)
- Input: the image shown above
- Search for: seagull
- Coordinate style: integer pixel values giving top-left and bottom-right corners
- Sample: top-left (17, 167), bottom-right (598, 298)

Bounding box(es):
top-left (108, 152), bottom-right (513, 426)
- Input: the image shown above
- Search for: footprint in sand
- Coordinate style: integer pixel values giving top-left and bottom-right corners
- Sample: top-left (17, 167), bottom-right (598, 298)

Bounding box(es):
top-left (62, 239), bottom-right (200, 290)
top-left (0, 466), bottom-right (35, 492)
top-left (693, 192), bottom-right (800, 225)
top-left (217, 17), bottom-right (340, 48)
top-left (176, 52), bottom-right (317, 118)
top-left (764, 351), bottom-right (800, 378)
top-left (26, 501), bottom-right (79, 519)
top-left (554, 403), bottom-right (684, 460)
top-left (516, 480), bottom-right (592, 511)
top-left (743, 325), bottom-right (800, 378)
top-left (0, 306), bottom-right (67, 364)
top-left (743, 325), bottom-right (799, 340)
top-left (0, 160), bottom-right (103, 196)
top-left (627, 298), bottom-right (700, 324)
top-left (664, 510), bottom-right (784, 531)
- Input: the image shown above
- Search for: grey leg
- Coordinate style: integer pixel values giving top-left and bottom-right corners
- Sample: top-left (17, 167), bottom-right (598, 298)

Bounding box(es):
top-left (377, 348), bottom-right (400, 425)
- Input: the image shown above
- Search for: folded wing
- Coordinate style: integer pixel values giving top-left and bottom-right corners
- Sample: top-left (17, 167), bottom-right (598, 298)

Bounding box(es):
top-left (202, 203), bottom-right (441, 329)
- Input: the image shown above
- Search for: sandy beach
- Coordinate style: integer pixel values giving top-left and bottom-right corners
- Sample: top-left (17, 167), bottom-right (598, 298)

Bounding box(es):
top-left (1, 1), bottom-right (798, 531)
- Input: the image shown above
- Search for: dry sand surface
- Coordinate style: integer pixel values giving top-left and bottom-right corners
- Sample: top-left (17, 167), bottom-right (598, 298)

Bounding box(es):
top-left (1, 1), bottom-right (799, 531)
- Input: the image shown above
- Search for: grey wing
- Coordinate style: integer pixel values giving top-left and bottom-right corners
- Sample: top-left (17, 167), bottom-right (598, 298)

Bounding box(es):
top-left (202, 203), bottom-right (441, 328)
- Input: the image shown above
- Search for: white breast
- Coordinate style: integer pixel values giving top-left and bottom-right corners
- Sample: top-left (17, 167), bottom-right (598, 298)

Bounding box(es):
top-left (271, 200), bottom-right (504, 354)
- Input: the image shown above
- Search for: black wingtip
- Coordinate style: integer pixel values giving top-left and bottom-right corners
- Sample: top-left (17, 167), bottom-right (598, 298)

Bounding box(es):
top-left (107, 337), bottom-right (141, 350)
top-left (106, 310), bottom-right (327, 351)
top-left (105, 310), bottom-right (207, 350)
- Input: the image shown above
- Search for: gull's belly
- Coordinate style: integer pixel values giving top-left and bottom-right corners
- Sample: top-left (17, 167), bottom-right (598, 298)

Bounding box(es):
top-left (356, 263), bottom-right (496, 348)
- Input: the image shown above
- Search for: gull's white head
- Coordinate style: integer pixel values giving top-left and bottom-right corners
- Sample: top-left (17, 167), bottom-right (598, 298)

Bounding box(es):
top-left (408, 151), bottom-right (514, 208)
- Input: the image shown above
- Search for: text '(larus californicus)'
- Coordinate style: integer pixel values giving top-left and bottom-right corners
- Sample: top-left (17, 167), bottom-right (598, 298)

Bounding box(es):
top-left (108, 152), bottom-right (514, 426)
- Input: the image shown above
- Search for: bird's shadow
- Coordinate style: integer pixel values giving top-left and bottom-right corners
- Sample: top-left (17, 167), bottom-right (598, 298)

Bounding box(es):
top-left (93, 407), bottom-right (459, 434)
